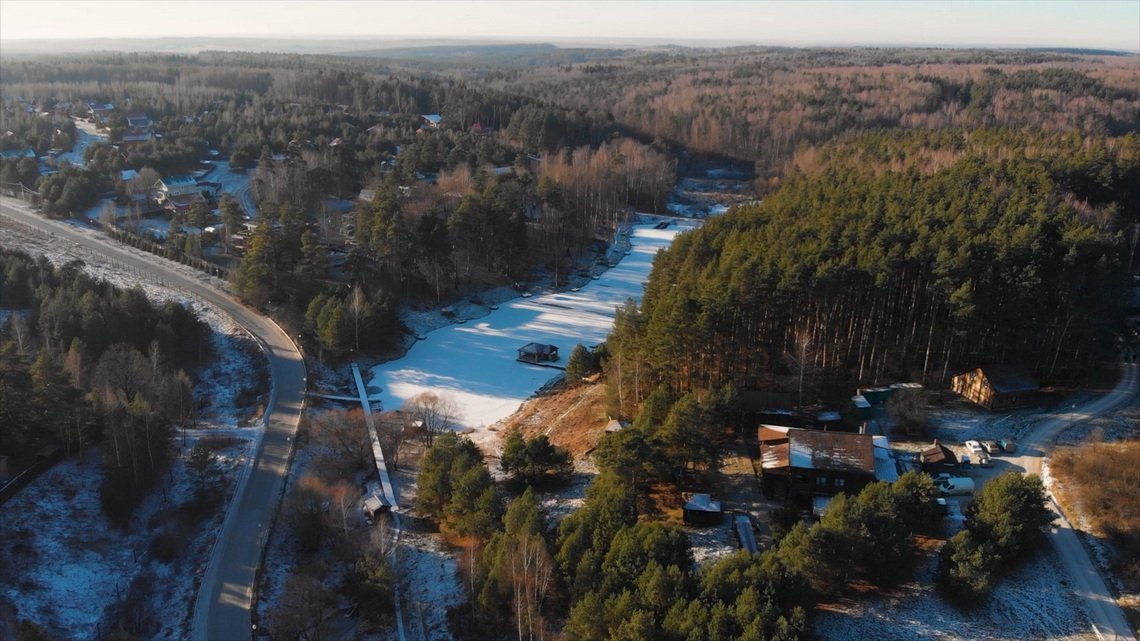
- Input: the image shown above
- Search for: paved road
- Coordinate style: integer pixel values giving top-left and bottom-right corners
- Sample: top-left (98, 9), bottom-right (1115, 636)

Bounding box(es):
top-left (1, 199), bottom-right (307, 641)
top-left (1017, 363), bottom-right (1140, 641)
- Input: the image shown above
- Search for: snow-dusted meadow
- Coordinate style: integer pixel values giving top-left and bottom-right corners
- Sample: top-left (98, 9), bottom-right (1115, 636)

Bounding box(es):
top-left (815, 546), bottom-right (1090, 641)
top-left (368, 219), bottom-right (699, 443)
top-left (0, 441), bottom-right (250, 641)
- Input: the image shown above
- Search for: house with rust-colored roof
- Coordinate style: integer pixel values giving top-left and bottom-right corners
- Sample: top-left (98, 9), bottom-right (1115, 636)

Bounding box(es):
top-left (759, 425), bottom-right (878, 500)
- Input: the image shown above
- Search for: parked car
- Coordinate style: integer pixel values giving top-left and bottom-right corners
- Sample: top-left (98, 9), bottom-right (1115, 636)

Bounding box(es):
top-left (999, 439), bottom-right (1017, 453)
top-left (981, 440), bottom-right (1002, 455)
top-left (964, 440), bottom-right (985, 455)
top-left (976, 452), bottom-right (992, 467)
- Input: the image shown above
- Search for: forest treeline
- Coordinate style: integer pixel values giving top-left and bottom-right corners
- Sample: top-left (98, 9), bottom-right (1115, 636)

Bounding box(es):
top-left (0, 249), bottom-right (211, 525)
top-left (234, 135), bottom-right (673, 354)
top-left (494, 48), bottom-right (1140, 180)
top-left (604, 133), bottom-right (1137, 409)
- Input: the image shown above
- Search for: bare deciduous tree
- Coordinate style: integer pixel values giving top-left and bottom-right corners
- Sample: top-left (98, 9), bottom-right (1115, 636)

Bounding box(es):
top-left (308, 409), bottom-right (372, 474)
top-left (376, 410), bottom-right (409, 470)
top-left (330, 480), bottom-right (362, 535)
top-left (403, 392), bottom-right (459, 447)
top-left (509, 534), bottom-right (554, 641)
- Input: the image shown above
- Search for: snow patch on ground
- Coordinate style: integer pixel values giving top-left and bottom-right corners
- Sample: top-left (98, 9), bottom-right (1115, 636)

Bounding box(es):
top-left (0, 457), bottom-right (129, 638)
top-left (925, 400), bottom-right (1047, 446)
top-left (0, 440), bottom-right (248, 641)
top-left (538, 465), bottom-right (595, 524)
top-left (194, 313), bottom-right (260, 428)
top-left (391, 532), bottom-right (463, 641)
top-left (815, 545), bottom-right (1088, 641)
top-left (687, 522), bottom-right (739, 566)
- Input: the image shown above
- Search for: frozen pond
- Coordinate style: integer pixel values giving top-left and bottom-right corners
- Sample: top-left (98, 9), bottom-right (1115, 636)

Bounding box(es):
top-left (368, 219), bottom-right (699, 440)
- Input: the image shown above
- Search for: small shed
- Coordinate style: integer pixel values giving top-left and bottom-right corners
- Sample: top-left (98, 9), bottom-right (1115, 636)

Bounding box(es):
top-left (518, 342), bottom-right (559, 363)
top-left (683, 493), bottom-right (723, 526)
top-left (951, 365), bottom-right (1039, 410)
top-left (603, 419), bottom-right (626, 433)
top-left (919, 439), bottom-right (958, 475)
top-left (362, 493), bottom-right (389, 520)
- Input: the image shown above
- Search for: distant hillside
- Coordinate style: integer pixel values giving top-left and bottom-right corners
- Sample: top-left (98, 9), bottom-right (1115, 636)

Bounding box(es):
top-left (0, 37), bottom-right (579, 57)
top-left (344, 43), bottom-right (626, 66)
top-left (1026, 47), bottom-right (1137, 56)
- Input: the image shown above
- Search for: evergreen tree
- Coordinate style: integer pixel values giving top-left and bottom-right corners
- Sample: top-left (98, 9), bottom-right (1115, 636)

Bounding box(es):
top-left (234, 219), bottom-right (273, 307)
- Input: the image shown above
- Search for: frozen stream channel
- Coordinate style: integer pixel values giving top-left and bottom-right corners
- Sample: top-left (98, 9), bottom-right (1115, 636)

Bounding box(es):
top-left (368, 218), bottom-right (699, 444)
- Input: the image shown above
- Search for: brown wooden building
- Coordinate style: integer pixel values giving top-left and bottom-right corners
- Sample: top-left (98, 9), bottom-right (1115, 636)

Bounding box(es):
top-left (918, 439), bottom-right (958, 475)
top-left (951, 365), bottom-right (1039, 410)
top-left (759, 426), bottom-right (877, 500)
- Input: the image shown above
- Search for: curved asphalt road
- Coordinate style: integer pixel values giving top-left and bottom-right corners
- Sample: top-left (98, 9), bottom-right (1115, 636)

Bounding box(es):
top-left (1, 198), bottom-right (306, 641)
top-left (1016, 363), bottom-right (1139, 641)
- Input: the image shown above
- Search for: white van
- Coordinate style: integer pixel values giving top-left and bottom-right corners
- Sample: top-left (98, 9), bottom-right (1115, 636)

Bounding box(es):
top-left (937, 477), bottom-right (976, 496)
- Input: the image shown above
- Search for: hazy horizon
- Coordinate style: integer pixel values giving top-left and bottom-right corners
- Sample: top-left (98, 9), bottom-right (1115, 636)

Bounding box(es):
top-left (1, 0), bottom-right (1137, 52)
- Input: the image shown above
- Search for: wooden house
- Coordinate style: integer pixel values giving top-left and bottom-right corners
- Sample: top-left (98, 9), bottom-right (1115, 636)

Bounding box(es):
top-left (759, 425), bottom-right (877, 500)
top-left (951, 365), bottom-right (1039, 410)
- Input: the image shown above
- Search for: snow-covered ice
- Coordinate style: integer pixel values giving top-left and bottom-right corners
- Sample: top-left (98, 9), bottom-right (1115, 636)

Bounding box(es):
top-left (368, 220), bottom-right (698, 441)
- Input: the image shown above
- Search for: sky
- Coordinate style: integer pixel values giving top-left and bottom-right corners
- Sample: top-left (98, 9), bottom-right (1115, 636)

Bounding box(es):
top-left (0, 0), bottom-right (1137, 51)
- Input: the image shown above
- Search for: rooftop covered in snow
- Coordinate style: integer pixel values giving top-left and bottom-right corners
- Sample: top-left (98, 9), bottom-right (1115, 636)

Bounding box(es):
top-left (759, 425), bottom-right (875, 475)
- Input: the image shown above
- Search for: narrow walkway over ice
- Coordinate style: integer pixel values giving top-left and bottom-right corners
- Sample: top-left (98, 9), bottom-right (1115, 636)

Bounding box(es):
top-left (352, 362), bottom-right (400, 511)
top-left (368, 220), bottom-right (698, 440)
